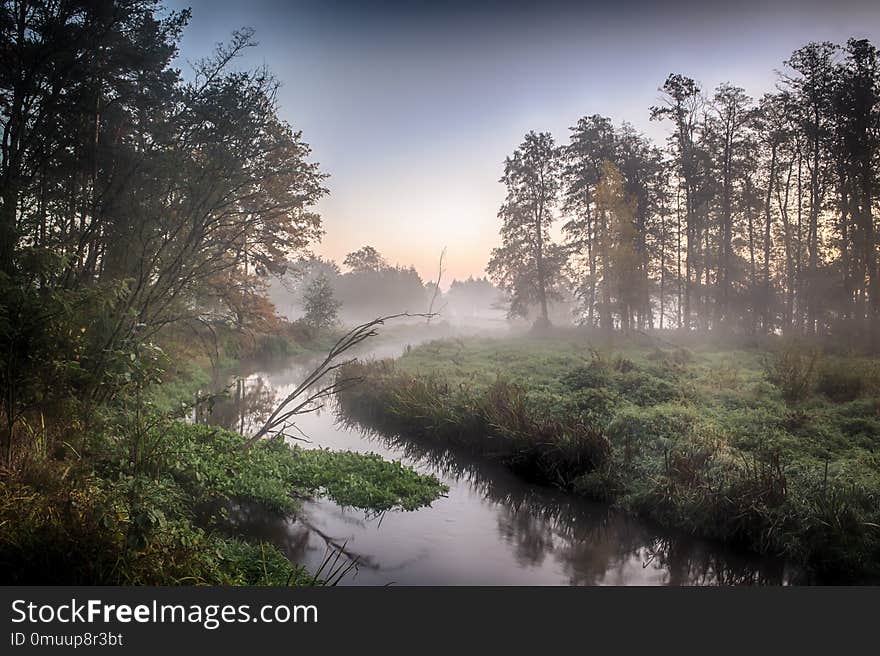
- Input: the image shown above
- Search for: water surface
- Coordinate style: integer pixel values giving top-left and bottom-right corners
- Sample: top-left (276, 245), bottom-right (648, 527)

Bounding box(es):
top-left (203, 332), bottom-right (800, 585)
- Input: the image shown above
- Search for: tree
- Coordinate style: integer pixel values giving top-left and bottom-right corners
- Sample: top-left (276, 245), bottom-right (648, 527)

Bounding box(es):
top-left (343, 246), bottom-right (387, 273)
top-left (302, 273), bottom-right (341, 329)
top-left (0, 2), bottom-right (328, 461)
top-left (486, 37), bottom-right (880, 346)
top-left (706, 84), bottom-right (754, 329)
top-left (562, 115), bottom-right (617, 326)
top-left (831, 39), bottom-right (880, 340)
top-left (651, 74), bottom-right (704, 329)
top-left (445, 277), bottom-right (504, 319)
top-left (595, 162), bottom-right (642, 332)
top-left (487, 131), bottom-right (564, 328)
top-left (563, 117), bottom-right (661, 329)
top-left (781, 42), bottom-right (838, 333)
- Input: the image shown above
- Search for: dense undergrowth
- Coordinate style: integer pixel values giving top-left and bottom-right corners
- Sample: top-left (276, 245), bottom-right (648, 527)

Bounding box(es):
top-left (0, 421), bottom-right (445, 585)
top-left (0, 323), bottom-right (445, 585)
top-left (336, 335), bottom-right (880, 582)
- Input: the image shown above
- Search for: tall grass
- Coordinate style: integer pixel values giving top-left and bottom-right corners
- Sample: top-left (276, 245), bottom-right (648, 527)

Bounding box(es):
top-left (338, 360), bottom-right (611, 488)
top-left (337, 348), bottom-right (880, 583)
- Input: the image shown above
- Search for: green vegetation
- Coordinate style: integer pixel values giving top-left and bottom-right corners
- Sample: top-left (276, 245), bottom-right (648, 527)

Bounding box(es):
top-left (0, 421), bottom-right (445, 585)
top-left (337, 336), bottom-right (880, 582)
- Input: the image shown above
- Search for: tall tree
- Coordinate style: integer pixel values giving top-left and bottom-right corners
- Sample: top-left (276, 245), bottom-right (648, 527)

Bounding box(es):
top-left (488, 131), bottom-right (564, 328)
top-left (782, 42), bottom-right (838, 333)
top-left (595, 162), bottom-right (641, 333)
top-left (0, 2), bottom-right (328, 458)
top-left (562, 115), bottom-right (616, 326)
top-left (651, 74), bottom-right (704, 329)
top-left (832, 39), bottom-right (880, 339)
top-left (706, 83), bottom-right (754, 329)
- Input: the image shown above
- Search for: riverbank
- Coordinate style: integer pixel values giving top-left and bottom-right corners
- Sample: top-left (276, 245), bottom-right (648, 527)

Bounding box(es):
top-left (336, 335), bottom-right (880, 583)
top-left (0, 321), bottom-right (447, 585)
top-left (0, 420), bottom-right (445, 585)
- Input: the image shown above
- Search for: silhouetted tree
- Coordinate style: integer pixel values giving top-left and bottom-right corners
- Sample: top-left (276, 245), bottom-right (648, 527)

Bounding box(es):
top-left (488, 131), bottom-right (565, 328)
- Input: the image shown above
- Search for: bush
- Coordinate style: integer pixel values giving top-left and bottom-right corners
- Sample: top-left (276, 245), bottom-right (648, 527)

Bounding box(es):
top-left (614, 370), bottom-right (681, 406)
top-left (337, 362), bottom-right (612, 488)
top-left (0, 464), bottom-right (309, 585)
top-left (815, 359), bottom-right (872, 402)
top-left (561, 362), bottom-right (610, 390)
top-left (763, 341), bottom-right (820, 403)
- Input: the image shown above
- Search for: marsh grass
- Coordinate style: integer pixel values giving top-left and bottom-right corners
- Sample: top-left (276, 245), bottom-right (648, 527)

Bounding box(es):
top-left (337, 336), bottom-right (880, 582)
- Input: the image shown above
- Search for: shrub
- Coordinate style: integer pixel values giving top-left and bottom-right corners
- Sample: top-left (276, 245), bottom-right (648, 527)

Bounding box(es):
top-left (567, 387), bottom-right (621, 425)
top-left (763, 341), bottom-right (820, 403)
top-left (614, 370), bottom-right (681, 406)
top-left (561, 362), bottom-right (610, 390)
top-left (613, 355), bottom-right (636, 373)
top-left (815, 359), bottom-right (871, 402)
top-left (671, 347), bottom-right (693, 365)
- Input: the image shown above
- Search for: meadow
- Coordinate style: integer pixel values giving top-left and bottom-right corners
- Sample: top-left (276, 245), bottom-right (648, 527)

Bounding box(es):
top-left (337, 334), bottom-right (880, 582)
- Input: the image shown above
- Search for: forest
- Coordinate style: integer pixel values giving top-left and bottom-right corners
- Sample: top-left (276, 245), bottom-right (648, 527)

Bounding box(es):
top-left (1, 0), bottom-right (879, 586)
top-left (487, 40), bottom-right (880, 343)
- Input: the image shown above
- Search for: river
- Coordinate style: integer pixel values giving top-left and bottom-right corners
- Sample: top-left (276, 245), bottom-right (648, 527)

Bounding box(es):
top-left (202, 329), bottom-right (802, 585)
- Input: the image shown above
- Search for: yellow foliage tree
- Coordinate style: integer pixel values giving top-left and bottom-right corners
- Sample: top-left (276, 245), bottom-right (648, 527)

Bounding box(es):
top-left (595, 162), bottom-right (642, 333)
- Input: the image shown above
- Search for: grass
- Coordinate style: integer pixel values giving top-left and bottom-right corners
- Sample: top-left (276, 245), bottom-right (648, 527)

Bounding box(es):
top-left (162, 422), bottom-right (447, 514)
top-left (0, 315), bottom-right (450, 585)
top-left (0, 421), bottom-right (446, 585)
top-left (336, 334), bottom-right (880, 583)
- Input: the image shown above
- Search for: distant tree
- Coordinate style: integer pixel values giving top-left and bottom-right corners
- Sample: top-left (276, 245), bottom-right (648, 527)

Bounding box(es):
top-left (302, 273), bottom-right (341, 329)
top-left (343, 246), bottom-right (388, 273)
top-left (487, 131), bottom-right (564, 328)
top-left (336, 264), bottom-right (428, 321)
top-left (445, 277), bottom-right (504, 319)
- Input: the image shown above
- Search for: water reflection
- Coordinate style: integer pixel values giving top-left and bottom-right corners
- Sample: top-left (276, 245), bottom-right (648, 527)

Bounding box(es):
top-left (347, 423), bottom-right (797, 585)
top-left (198, 344), bottom-right (802, 586)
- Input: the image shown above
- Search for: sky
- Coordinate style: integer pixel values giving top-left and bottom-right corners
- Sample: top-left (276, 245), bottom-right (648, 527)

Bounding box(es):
top-left (166, 0), bottom-right (880, 286)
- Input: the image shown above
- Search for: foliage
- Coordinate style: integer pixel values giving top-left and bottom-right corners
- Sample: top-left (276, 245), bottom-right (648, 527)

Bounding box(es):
top-left (481, 38), bottom-right (880, 340)
top-left (0, 2), bottom-right (329, 467)
top-left (0, 459), bottom-right (312, 585)
top-left (815, 358), bottom-right (878, 402)
top-left (0, 419), bottom-right (446, 584)
top-left (301, 273), bottom-right (342, 330)
top-left (487, 131), bottom-right (567, 325)
top-left (164, 422), bottom-right (446, 514)
top-left (763, 340), bottom-right (821, 403)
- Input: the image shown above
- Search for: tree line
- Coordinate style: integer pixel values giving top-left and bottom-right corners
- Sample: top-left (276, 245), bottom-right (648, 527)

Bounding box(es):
top-left (273, 246), bottom-right (506, 326)
top-left (489, 39), bottom-right (880, 345)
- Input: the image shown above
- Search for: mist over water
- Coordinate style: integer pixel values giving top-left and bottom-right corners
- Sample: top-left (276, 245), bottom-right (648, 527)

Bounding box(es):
top-left (203, 330), bottom-right (801, 586)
